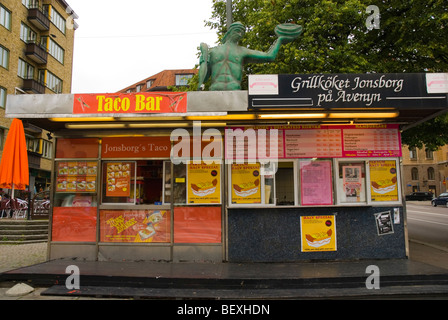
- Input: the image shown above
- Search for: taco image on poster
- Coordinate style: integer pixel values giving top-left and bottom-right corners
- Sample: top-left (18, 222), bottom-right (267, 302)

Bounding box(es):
top-left (371, 176), bottom-right (397, 194)
top-left (305, 229), bottom-right (332, 248)
top-left (191, 179), bottom-right (218, 197)
top-left (233, 179), bottom-right (260, 197)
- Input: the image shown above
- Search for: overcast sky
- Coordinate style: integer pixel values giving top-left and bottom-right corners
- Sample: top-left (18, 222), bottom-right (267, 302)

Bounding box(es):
top-left (70, 0), bottom-right (218, 93)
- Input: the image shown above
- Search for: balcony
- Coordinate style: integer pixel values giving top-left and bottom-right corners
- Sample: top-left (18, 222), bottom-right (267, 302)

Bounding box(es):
top-left (25, 42), bottom-right (48, 65)
top-left (22, 78), bottom-right (45, 94)
top-left (27, 7), bottom-right (50, 31)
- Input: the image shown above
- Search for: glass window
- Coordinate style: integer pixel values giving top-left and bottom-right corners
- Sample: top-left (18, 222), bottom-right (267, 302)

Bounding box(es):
top-left (42, 140), bottom-right (53, 158)
top-left (42, 37), bottom-right (64, 64)
top-left (0, 45), bottom-right (9, 69)
top-left (336, 161), bottom-right (366, 204)
top-left (45, 70), bottom-right (63, 93)
top-left (427, 167), bottom-right (435, 180)
top-left (22, 0), bottom-right (39, 9)
top-left (411, 167), bottom-right (419, 180)
top-left (0, 87), bottom-right (6, 109)
top-left (18, 59), bottom-right (34, 79)
top-left (20, 23), bottom-right (37, 43)
top-left (0, 5), bottom-right (11, 30)
top-left (274, 162), bottom-right (295, 205)
top-left (175, 74), bottom-right (193, 86)
top-left (299, 159), bottom-right (333, 206)
top-left (48, 6), bottom-right (66, 34)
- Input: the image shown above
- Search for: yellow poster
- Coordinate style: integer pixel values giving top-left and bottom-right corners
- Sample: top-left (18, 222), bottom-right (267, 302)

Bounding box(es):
top-left (369, 160), bottom-right (398, 202)
top-left (187, 163), bottom-right (221, 204)
top-left (231, 163), bottom-right (261, 204)
top-left (301, 215), bottom-right (337, 252)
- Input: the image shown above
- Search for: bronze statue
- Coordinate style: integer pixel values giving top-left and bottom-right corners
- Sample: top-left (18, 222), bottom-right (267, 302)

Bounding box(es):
top-left (198, 22), bottom-right (302, 91)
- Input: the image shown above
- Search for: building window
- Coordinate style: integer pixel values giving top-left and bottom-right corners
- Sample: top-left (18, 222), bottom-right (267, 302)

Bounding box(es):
top-left (425, 148), bottom-right (434, 160)
top-left (20, 22), bottom-right (37, 43)
top-left (411, 167), bottom-right (419, 180)
top-left (42, 37), bottom-right (64, 64)
top-left (18, 59), bottom-right (35, 79)
top-left (146, 80), bottom-right (153, 89)
top-left (136, 85), bottom-right (142, 92)
top-left (26, 136), bottom-right (41, 153)
top-left (175, 74), bottom-right (193, 86)
top-left (22, 0), bottom-right (40, 9)
top-left (0, 128), bottom-right (4, 150)
top-left (427, 167), bottom-right (435, 180)
top-left (42, 140), bottom-right (53, 158)
top-left (0, 4), bottom-right (11, 30)
top-left (45, 70), bottom-right (63, 93)
top-left (0, 45), bottom-right (9, 69)
top-left (0, 87), bottom-right (6, 109)
top-left (409, 147), bottom-right (417, 160)
top-left (44, 5), bottom-right (66, 34)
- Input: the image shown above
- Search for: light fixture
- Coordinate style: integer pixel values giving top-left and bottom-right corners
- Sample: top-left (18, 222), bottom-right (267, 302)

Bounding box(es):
top-left (257, 113), bottom-right (327, 119)
top-left (328, 112), bottom-right (399, 119)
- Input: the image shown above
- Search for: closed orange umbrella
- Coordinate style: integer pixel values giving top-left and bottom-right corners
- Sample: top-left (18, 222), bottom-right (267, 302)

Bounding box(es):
top-left (0, 119), bottom-right (29, 193)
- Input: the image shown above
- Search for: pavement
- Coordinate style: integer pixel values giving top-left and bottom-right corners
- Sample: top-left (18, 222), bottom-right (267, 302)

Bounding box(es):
top-left (0, 201), bottom-right (447, 300)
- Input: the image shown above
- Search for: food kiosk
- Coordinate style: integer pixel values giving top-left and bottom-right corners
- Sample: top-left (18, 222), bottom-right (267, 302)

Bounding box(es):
top-left (6, 73), bottom-right (448, 262)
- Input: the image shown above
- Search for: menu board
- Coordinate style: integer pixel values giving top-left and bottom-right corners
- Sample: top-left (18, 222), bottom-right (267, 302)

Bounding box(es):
top-left (56, 161), bottom-right (97, 192)
top-left (300, 160), bottom-right (333, 206)
top-left (225, 124), bottom-right (401, 160)
top-left (106, 162), bottom-right (132, 197)
top-left (284, 128), bottom-right (342, 158)
top-left (187, 163), bottom-right (221, 204)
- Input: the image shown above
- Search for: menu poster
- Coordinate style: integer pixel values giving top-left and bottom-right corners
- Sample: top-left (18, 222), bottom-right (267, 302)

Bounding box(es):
top-left (187, 163), bottom-right (221, 204)
top-left (231, 163), bottom-right (261, 204)
top-left (300, 160), bottom-right (333, 205)
top-left (106, 162), bottom-right (132, 197)
top-left (369, 160), bottom-right (398, 202)
top-left (343, 165), bottom-right (362, 202)
top-left (56, 161), bottom-right (97, 192)
top-left (300, 215), bottom-right (337, 252)
top-left (100, 210), bottom-right (170, 243)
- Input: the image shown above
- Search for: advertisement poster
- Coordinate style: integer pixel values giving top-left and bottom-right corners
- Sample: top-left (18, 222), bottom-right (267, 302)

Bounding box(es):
top-left (300, 215), bottom-right (337, 252)
top-left (374, 211), bottom-right (394, 235)
top-left (106, 162), bottom-right (132, 197)
top-left (187, 163), bottom-right (221, 204)
top-left (100, 210), bottom-right (170, 243)
top-left (369, 160), bottom-right (398, 202)
top-left (300, 160), bottom-right (333, 205)
top-left (231, 163), bottom-right (261, 204)
top-left (343, 165), bottom-right (362, 202)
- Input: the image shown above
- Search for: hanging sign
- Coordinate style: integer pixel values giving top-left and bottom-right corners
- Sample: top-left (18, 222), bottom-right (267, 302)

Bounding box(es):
top-left (73, 92), bottom-right (187, 114)
top-left (249, 73), bottom-right (448, 109)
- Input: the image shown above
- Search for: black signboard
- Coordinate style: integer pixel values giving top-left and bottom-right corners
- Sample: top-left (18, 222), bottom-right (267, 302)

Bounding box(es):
top-left (248, 73), bottom-right (448, 110)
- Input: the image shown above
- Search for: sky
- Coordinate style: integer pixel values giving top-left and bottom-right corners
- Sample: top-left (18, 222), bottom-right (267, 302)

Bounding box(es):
top-left (70, 0), bottom-right (218, 93)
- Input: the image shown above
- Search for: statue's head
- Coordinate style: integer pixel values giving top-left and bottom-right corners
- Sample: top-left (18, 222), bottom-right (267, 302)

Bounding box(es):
top-left (222, 22), bottom-right (246, 43)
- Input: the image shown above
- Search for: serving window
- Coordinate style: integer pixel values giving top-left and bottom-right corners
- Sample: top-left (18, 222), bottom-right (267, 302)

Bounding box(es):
top-left (228, 158), bottom-right (401, 207)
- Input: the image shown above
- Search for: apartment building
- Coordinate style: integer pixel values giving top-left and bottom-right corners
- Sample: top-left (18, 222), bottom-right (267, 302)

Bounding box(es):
top-left (0, 0), bottom-right (77, 194)
top-left (402, 145), bottom-right (448, 196)
top-left (118, 69), bottom-right (198, 93)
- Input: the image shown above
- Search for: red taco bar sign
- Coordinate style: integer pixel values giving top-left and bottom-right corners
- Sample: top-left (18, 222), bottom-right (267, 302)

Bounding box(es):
top-left (73, 92), bottom-right (187, 114)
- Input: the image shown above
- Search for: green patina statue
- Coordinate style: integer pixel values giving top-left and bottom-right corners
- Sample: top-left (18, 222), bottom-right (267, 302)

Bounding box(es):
top-left (198, 22), bottom-right (302, 91)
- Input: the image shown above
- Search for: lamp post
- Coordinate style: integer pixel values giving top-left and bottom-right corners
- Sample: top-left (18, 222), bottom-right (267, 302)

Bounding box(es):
top-left (226, 0), bottom-right (232, 29)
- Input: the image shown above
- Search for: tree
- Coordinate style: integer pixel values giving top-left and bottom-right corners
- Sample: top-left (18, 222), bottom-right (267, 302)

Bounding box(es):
top-left (194, 0), bottom-right (448, 148)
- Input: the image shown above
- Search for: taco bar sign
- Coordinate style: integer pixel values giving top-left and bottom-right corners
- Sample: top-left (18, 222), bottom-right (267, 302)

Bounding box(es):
top-left (73, 92), bottom-right (187, 114)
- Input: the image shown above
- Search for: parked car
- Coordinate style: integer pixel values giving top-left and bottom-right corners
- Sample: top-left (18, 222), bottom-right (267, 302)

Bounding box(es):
top-left (405, 192), bottom-right (434, 201)
top-left (431, 192), bottom-right (448, 207)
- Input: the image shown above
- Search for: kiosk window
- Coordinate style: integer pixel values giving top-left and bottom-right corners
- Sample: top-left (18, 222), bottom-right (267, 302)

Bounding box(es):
top-left (337, 161), bottom-right (366, 204)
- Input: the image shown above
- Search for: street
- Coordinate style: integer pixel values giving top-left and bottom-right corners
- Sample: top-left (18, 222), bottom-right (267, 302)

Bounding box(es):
top-left (407, 201), bottom-right (448, 250)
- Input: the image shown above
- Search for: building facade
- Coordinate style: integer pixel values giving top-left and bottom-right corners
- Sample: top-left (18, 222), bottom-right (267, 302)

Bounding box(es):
top-left (118, 69), bottom-right (198, 93)
top-left (402, 145), bottom-right (448, 196)
top-left (0, 0), bottom-right (77, 195)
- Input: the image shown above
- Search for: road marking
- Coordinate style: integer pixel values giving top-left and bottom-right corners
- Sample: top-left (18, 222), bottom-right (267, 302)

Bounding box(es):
top-left (406, 209), bottom-right (448, 218)
top-left (407, 217), bottom-right (448, 227)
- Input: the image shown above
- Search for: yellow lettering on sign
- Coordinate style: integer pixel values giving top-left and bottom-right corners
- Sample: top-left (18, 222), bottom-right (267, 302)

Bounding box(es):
top-left (96, 95), bottom-right (106, 112)
top-left (135, 95), bottom-right (163, 112)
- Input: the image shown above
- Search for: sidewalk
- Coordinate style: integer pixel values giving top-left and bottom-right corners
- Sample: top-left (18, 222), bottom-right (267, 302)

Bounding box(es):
top-left (1, 241), bottom-right (448, 299)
